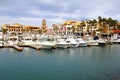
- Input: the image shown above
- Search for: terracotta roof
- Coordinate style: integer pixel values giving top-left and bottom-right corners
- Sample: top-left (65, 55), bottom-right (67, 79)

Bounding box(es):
top-left (112, 30), bottom-right (120, 33)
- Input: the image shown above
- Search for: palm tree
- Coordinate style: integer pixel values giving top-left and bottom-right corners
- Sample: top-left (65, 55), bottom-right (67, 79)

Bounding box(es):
top-left (109, 19), bottom-right (118, 29)
top-left (102, 18), bottom-right (107, 27)
top-left (53, 26), bottom-right (59, 35)
top-left (2, 27), bottom-right (8, 35)
top-left (38, 28), bottom-right (42, 34)
top-left (102, 18), bottom-right (108, 33)
top-left (71, 26), bottom-right (76, 35)
top-left (76, 23), bottom-right (82, 34)
top-left (114, 20), bottom-right (118, 29)
top-left (98, 16), bottom-right (102, 27)
top-left (93, 19), bottom-right (97, 26)
top-left (106, 18), bottom-right (118, 33)
top-left (98, 16), bottom-right (102, 21)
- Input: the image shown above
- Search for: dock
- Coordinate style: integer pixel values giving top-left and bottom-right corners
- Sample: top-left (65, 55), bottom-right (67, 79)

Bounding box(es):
top-left (3, 44), bottom-right (23, 51)
top-left (10, 45), bottom-right (23, 51)
top-left (18, 44), bottom-right (41, 50)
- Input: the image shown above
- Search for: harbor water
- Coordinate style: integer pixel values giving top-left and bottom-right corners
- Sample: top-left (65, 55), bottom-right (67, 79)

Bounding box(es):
top-left (0, 45), bottom-right (120, 80)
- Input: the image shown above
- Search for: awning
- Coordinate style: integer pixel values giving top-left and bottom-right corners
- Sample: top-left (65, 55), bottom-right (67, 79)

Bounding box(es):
top-left (112, 30), bottom-right (120, 33)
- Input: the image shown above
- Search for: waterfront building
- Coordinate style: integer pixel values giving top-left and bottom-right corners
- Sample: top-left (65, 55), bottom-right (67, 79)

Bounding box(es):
top-left (24, 26), bottom-right (40, 33)
top-left (52, 24), bottom-right (63, 35)
top-left (84, 20), bottom-right (98, 32)
top-left (63, 20), bottom-right (82, 35)
top-left (2, 23), bottom-right (24, 33)
top-left (64, 20), bottom-right (77, 26)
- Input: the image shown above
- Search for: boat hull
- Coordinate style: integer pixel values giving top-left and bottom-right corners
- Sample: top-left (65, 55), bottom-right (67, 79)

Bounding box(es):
top-left (87, 41), bottom-right (99, 46)
top-left (56, 44), bottom-right (68, 48)
top-left (70, 44), bottom-right (79, 48)
top-left (40, 41), bottom-right (56, 49)
top-left (79, 43), bottom-right (87, 47)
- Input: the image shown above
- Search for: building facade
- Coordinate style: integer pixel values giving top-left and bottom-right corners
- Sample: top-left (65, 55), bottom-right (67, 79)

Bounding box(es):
top-left (2, 23), bottom-right (24, 33)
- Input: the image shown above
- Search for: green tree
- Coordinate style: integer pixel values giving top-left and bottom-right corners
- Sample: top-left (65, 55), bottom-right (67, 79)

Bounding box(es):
top-left (98, 16), bottom-right (102, 21)
top-left (2, 27), bottom-right (8, 35)
top-left (71, 26), bottom-right (75, 34)
top-left (93, 19), bottom-right (97, 26)
top-left (38, 28), bottom-right (42, 34)
top-left (98, 16), bottom-right (102, 27)
top-left (53, 26), bottom-right (59, 34)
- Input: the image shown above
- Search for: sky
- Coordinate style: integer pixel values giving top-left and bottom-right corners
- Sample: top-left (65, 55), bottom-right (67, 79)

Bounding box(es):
top-left (0, 0), bottom-right (120, 27)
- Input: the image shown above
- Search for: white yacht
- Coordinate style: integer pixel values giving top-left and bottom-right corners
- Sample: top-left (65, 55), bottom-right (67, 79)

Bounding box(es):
top-left (56, 38), bottom-right (68, 48)
top-left (98, 39), bottom-right (107, 46)
top-left (113, 39), bottom-right (120, 44)
top-left (19, 33), bottom-right (35, 46)
top-left (93, 36), bottom-right (107, 46)
top-left (111, 34), bottom-right (120, 44)
top-left (7, 32), bottom-right (19, 45)
top-left (21, 36), bottom-right (34, 46)
top-left (85, 36), bottom-right (99, 46)
top-left (76, 37), bottom-right (87, 47)
top-left (35, 35), bottom-right (56, 49)
top-left (66, 36), bottom-right (79, 48)
top-left (7, 36), bottom-right (19, 45)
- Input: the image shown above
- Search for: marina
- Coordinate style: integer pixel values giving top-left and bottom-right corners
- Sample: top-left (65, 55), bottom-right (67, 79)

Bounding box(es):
top-left (0, 18), bottom-right (120, 51)
top-left (0, 0), bottom-right (120, 80)
top-left (0, 34), bottom-right (119, 51)
top-left (0, 15), bottom-right (119, 80)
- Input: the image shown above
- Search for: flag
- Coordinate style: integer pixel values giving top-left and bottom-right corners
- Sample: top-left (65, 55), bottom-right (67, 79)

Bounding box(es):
top-left (63, 26), bottom-right (66, 32)
top-left (59, 27), bottom-right (63, 32)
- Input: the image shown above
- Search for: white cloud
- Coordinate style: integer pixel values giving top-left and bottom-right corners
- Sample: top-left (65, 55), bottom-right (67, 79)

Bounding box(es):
top-left (0, 0), bottom-right (120, 28)
top-left (0, 16), bottom-right (43, 26)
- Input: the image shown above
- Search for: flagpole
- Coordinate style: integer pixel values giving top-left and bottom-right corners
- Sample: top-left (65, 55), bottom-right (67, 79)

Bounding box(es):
top-left (66, 25), bottom-right (67, 35)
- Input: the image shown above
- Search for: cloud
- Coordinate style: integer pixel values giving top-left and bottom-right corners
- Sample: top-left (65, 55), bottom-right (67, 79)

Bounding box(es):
top-left (0, 16), bottom-right (42, 26)
top-left (0, 0), bottom-right (120, 27)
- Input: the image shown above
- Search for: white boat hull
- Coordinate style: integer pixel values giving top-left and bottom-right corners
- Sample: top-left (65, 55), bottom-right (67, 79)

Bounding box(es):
top-left (90, 42), bottom-right (98, 46)
top-left (40, 45), bottom-right (53, 49)
top-left (79, 43), bottom-right (87, 47)
top-left (56, 38), bottom-right (68, 48)
top-left (66, 37), bottom-right (79, 48)
top-left (70, 44), bottom-right (79, 48)
top-left (0, 42), bottom-right (3, 47)
top-left (40, 41), bottom-right (56, 49)
top-left (112, 39), bottom-right (120, 44)
top-left (76, 38), bottom-right (87, 47)
top-left (8, 41), bottom-right (18, 45)
top-left (87, 41), bottom-right (99, 46)
top-left (22, 41), bottom-right (35, 46)
top-left (56, 43), bottom-right (68, 48)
